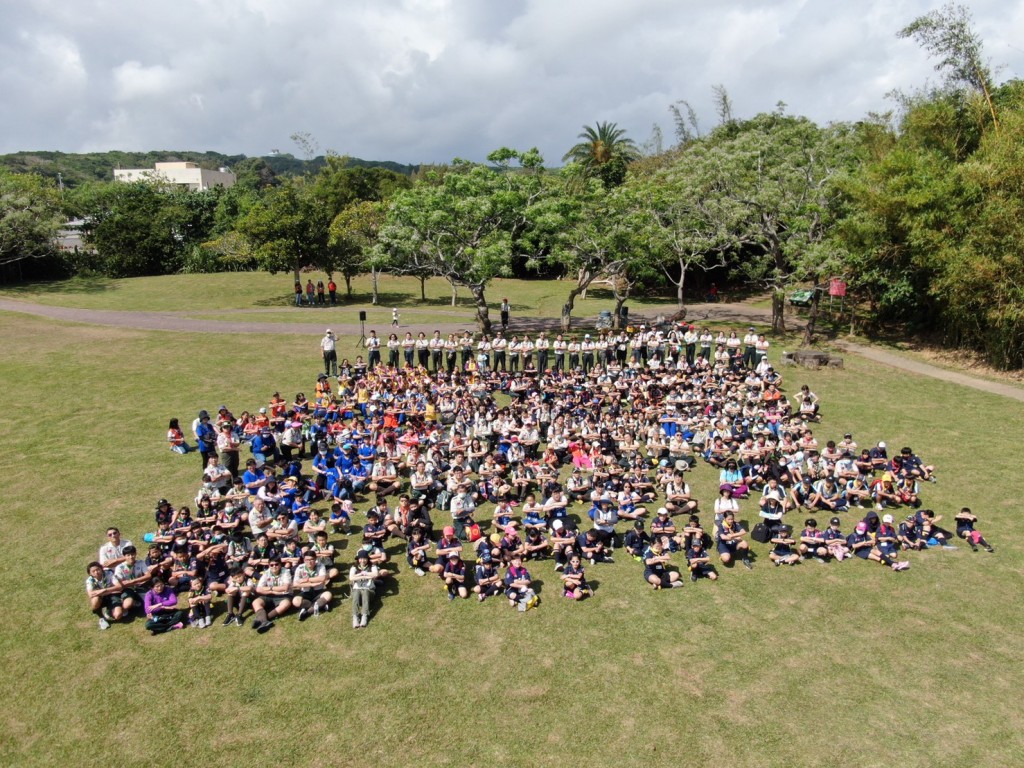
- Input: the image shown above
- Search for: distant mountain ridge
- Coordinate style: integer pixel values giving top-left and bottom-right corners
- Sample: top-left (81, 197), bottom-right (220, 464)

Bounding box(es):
top-left (0, 150), bottom-right (419, 187)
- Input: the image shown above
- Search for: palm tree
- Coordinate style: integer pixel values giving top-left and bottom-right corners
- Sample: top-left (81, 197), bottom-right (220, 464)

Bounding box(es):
top-left (562, 121), bottom-right (641, 187)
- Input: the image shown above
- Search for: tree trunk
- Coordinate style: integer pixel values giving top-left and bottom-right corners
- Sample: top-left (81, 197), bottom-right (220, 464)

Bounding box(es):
top-left (676, 257), bottom-right (686, 309)
top-left (293, 265), bottom-right (301, 286)
top-left (371, 267), bottom-right (379, 305)
top-left (471, 285), bottom-right (492, 334)
top-left (344, 274), bottom-right (352, 297)
top-left (561, 273), bottom-right (594, 332)
top-left (611, 279), bottom-right (630, 330)
top-left (771, 291), bottom-right (786, 335)
top-left (802, 286), bottom-right (820, 346)
top-left (419, 276), bottom-right (427, 302)
top-left (451, 282), bottom-right (458, 307)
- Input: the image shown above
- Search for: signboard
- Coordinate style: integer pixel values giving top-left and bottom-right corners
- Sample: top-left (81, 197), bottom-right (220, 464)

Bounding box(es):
top-left (829, 278), bottom-right (847, 297)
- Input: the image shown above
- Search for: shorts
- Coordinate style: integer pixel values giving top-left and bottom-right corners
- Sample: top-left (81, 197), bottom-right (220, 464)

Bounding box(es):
top-left (643, 568), bottom-right (667, 585)
top-left (119, 589), bottom-right (140, 603)
top-left (716, 540), bottom-right (736, 555)
top-left (298, 589), bottom-right (325, 603)
top-left (691, 565), bottom-right (714, 578)
top-left (853, 548), bottom-right (871, 560)
top-left (102, 594), bottom-right (124, 609)
top-left (265, 595), bottom-right (292, 610)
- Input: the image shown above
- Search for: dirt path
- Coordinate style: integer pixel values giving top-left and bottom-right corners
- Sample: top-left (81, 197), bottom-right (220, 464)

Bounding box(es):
top-left (3, 297), bottom-right (1023, 402)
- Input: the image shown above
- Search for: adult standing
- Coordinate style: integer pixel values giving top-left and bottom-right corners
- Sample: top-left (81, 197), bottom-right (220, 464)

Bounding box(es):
top-left (500, 298), bottom-right (510, 330)
top-left (365, 330), bottom-right (381, 371)
top-left (429, 330), bottom-right (444, 372)
top-left (415, 332), bottom-right (430, 369)
top-left (350, 549), bottom-right (377, 629)
top-left (386, 333), bottom-right (400, 368)
top-left (460, 332), bottom-right (474, 370)
top-left (327, 278), bottom-right (337, 306)
top-left (217, 423), bottom-right (240, 478)
top-left (305, 280), bottom-right (315, 306)
top-left (552, 334), bottom-right (566, 372)
top-left (742, 327), bottom-right (758, 369)
top-left (535, 332), bottom-right (550, 373)
top-left (492, 332), bottom-right (507, 372)
top-left (320, 329), bottom-right (338, 377)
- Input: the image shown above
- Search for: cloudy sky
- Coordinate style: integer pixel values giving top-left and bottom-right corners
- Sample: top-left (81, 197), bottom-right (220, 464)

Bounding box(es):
top-left (2, 0), bottom-right (1022, 164)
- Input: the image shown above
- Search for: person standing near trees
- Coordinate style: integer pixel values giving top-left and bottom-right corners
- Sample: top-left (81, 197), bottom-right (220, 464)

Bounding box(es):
top-left (320, 329), bottom-right (338, 377)
top-left (327, 278), bottom-right (337, 306)
top-left (500, 298), bottom-right (510, 330)
top-left (294, 280), bottom-right (303, 307)
top-left (366, 330), bottom-right (381, 371)
top-left (305, 280), bottom-right (316, 306)
top-left (316, 281), bottom-right (326, 306)
top-left (535, 332), bottom-right (550, 372)
top-left (742, 327), bottom-right (759, 368)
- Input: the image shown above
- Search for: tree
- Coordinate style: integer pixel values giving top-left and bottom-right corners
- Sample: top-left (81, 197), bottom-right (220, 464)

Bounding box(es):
top-left (238, 158), bottom-right (408, 286)
top-left (534, 180), bottom-right (639, 331)
top-left (628, 166), bottom-right (740, 310)
top-left (899, 2), bottom-right (999, 132)
top-left (73, 181), bottom-right (218, 277)
top-left (0, 169), bottom-right (63, 269)
top-left (376, 149), bottom-right (546, 332)
top-left (562, 121), bottom-right (641, 188)
top-left (329, 200), bottom-right (387, 303)
top-left (674, 113), bottom-right (855, 334)
top-left (236, 176), bottom-right (328, 284)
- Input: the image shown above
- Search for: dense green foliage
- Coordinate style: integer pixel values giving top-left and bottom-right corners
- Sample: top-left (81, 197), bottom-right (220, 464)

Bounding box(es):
top-left (0, 168), bottom-right (63, 269)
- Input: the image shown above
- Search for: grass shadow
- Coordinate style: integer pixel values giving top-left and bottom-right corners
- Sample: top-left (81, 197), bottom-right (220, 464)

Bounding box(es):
top-left (2, 274), bottom-right (114, 296)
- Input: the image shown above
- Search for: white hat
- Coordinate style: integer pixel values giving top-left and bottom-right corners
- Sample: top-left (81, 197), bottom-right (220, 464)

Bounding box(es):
top-left (878, 441), bottom-right (886, 449)
top-left (657, 507), bottom-right (669, 516)
top-left (882, 514), bottom-right (894, 524)
top-left (325, 328), bottom-right (332, 334)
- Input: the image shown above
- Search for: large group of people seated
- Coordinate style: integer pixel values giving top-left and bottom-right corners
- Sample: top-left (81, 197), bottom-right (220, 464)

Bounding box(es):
top-left (89, 322), bottom-right (994, 634)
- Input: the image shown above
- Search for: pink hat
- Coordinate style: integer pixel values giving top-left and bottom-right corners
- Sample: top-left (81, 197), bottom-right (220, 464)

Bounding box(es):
top-left (855, 522), bottom-right (868, 534)
top-left (504, 525), bottom-right (517, 535)
top-left (442, 525), bottom-right (455, 537)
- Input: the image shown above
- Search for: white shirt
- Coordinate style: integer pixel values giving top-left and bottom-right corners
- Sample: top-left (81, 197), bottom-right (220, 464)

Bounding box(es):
top-left (99, 539), bottom-right (133, 568)
top-left (321, 334), bottom-right (336, 352)
top-left (257, 569), bottom-right (292, 593)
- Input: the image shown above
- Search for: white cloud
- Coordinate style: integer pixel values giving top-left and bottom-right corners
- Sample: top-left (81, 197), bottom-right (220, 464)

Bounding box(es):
top-left (1, 0), bottom-right (1022, 161)
top-left (112, 61), bottom-right (179, 101)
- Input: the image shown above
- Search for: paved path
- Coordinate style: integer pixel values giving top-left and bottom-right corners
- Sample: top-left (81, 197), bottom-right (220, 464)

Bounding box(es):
top-left (833, 341), bottom-right (1024, 403)
top-left (3, 296), bottom-right (1023, 402)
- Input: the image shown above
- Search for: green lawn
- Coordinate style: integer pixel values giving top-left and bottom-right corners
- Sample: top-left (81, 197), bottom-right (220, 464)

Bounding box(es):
top-left (0, 272), bottom-right (686, 320)
top-left (1, 296), bottom-right (1022, 768)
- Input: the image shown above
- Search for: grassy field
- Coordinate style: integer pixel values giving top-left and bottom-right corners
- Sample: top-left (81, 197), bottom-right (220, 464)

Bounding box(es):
top-left (1, 278), bottom-right (1022, 768)
top-left (0, 272), bottom-right (688, 321)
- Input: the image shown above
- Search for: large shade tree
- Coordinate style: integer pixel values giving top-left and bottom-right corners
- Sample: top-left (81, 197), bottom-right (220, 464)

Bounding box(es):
top-left (376, 148), bottom-right (547, 333)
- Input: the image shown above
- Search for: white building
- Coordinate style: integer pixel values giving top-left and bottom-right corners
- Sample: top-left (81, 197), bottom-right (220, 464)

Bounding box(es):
top-left (113, 161), bottom-right (236, 191)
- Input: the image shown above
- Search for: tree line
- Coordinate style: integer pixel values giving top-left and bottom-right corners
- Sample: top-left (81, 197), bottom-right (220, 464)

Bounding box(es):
top-left (3, 4), bottom-right (1022, 368)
